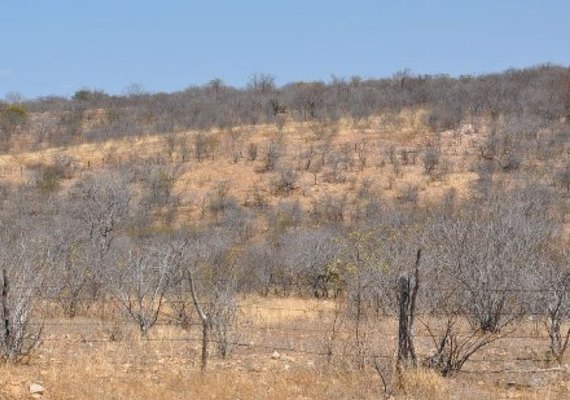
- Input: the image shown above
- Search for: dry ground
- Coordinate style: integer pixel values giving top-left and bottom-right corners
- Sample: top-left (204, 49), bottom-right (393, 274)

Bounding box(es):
top-left (1, 296), bottom-right (569, 400)
top-left (0, 113), bottom-right (485, 217)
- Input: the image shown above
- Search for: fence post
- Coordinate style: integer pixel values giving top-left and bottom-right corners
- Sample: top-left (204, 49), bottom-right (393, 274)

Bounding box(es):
top-left (189, 270), bottom-right (209, 372)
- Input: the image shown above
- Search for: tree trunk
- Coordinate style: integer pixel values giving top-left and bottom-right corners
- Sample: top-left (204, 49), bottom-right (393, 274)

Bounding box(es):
top-left (1, 269), bottom-right (10, 357)
top-left (396, 249), bottom-right (421, 370)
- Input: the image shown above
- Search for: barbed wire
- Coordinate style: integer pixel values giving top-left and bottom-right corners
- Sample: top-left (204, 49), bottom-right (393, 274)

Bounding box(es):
top-left (4, 280), bottom-right (570, 377)
top-left (22, 307), bottom-right (568, 363)
top-left (12, 282), bottom-right (568, 293)
top-left (35, 333), bottom-right (564, 368)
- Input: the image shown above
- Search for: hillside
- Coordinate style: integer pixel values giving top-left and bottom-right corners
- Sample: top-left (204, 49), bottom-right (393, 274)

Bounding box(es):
top-left (0, 67), bottom-right (569, 399)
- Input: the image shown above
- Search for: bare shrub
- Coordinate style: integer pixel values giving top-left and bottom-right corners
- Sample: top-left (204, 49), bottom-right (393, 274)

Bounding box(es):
top-left (307, 119), bottom-right (338, 140)
top-left (282, 228), bottom-right (342, 297)
top-left (311, 194), bottom-right (347, 224)
top-left (422, 148), bottom-right (441, 176)
top-left (205, 282), bottom-right (238, 358)
top-left (426, 194), bottom-right (548, 333)
top-left (109, 244), bottom-right (178, 335)
top-left (420, 316), bottom-right (505, 377)
top-left (0, 270), bottom-right (43, 362)
top-left (207, 181), bottom-right (235, 218)
top-left (247, 142), bottom-right (258, 161)
top-left (236, 240), bottom-right (284, 296)
top-left (257, 142), bottom-right (281, 172)
top-left (270, 166), bottom-right (297, 195)
top-left (396, 185), bottom-right (419, 207)
top-left (194, 132), bottom-right (218, 162)
top-left (183, 231), bottom-right (239, 367)
top-left (26, 155), bottom-right (75, 195)
top-left (538, 248), bottom-right (570, 364)
top-left (0, 237), bottom-right (46, 362)
top-left (139, 165), bottom-right (182, 226)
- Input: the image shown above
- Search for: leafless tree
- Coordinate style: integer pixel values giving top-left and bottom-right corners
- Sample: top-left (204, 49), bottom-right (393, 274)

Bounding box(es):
top-left (0, 234), bottom-right (46, 361)
top-left (66, 172), bottom-right (131, 305)
top-left (49, 216), bottom-right (94, 318)
top-left (416, 186), bottom-right (556, 375)
top-left (70, 172), bottom-right (131, 262)
top-left (282, 228), bottom-right (342, 297)
top-left (109, 243), bottom-right (182, 335)
top-left (178, 230), bottom-right (239, 370)
top-left (426, 188), bottom-right (551, 333)
top-left (236, 240), bottom-right (282, 296)
top-left (537, 248), bottom-right (570, 364)
top-left (247, 73), bottom-right (276, 95)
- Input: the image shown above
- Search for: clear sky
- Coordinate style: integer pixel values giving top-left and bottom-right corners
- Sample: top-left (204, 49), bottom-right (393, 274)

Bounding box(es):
top-left (1, 0), bottom-right (569, 99)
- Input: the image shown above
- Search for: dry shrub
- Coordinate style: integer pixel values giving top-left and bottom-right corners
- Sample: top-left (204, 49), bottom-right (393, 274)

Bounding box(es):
top-left (396, 368), bottom-right (450, 400)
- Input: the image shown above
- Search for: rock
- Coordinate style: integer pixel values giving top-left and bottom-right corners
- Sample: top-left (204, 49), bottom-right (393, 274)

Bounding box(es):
top-left (271, 351), bottom-right (281, 360)
top-left (29, 383), bottom-right (45, 396)
top-left (283, 355), bottom-right (295, 362)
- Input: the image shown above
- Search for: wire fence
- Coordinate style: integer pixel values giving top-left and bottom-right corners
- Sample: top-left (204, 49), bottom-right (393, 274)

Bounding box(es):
top-left (13, 287), bottom-right (567, 380)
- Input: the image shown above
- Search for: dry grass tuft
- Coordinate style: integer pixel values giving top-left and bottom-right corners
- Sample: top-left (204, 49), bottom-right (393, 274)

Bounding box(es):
top-left (396, 367), bottom-right (450, 400)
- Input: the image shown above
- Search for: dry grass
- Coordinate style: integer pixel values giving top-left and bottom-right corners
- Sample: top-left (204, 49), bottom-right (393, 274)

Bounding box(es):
top-left (1, 296), bottom-right (569, 399)
top-left (240, 295), bottom-right (336, 326)
top-left (395, 368), bottom-right (450, 399)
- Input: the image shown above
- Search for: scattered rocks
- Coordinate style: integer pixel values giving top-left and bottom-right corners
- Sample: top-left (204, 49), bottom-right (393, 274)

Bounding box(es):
top-left (271, 351), bottom-right (295, 362)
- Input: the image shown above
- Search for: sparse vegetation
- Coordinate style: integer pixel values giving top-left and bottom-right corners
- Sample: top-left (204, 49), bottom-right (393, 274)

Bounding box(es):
top-left (1, 66), bottom-right (570, 398)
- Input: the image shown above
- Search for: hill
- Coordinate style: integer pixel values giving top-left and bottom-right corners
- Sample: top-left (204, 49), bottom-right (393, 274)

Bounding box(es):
top-left (0, 66), bottom-right (569, 399)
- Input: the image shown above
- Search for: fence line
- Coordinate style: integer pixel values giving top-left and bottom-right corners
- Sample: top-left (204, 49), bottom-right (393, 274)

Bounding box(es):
top-left (13, 282), bottom-right (564, 293)
top-left (24, 318), bottom-right (559, 341)
top-left (4, 281), bottom-right (569, 377)
top-left (23, 306), bottom-right (569, 375)
top-left (35, 329), bottom-right (564, 372)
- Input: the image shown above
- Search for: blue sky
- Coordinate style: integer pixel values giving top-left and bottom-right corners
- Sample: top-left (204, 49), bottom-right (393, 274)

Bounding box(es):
top-left (1, 0), bottom-right (569, 99)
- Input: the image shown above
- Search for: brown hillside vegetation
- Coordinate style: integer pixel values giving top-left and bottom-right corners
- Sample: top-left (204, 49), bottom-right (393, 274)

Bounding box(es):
top-left (0, 66), bottom-right (569, 399)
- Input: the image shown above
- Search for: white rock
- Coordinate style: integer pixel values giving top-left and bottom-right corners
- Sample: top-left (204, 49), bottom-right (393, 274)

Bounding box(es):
top-left (29, 383), bottom-right (45, 395)
top-left (271, 351), bottom-right (281, 360)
